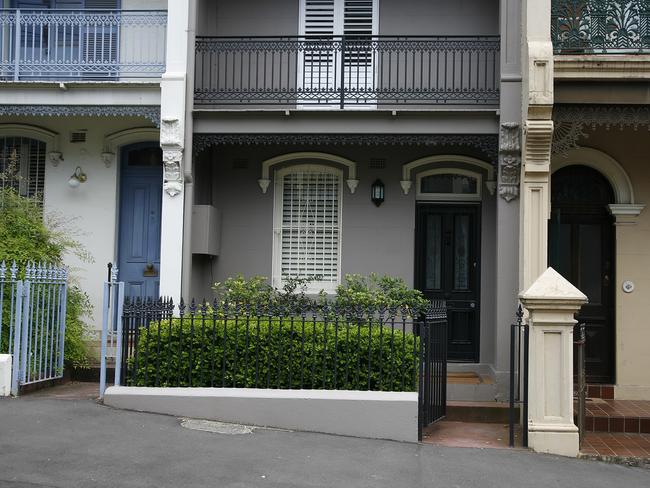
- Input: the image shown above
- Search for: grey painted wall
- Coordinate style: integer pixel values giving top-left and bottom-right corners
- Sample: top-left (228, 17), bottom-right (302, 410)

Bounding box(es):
top-left (191, 144), bottom-right (497, 363)
top-left (197, 0), bottom-right (499, 36)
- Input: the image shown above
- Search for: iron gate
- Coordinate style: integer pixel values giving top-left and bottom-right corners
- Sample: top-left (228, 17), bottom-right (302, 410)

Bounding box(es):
top-left (418, 300), bottom-right (448, 440)
top-left (0, 261), bottom-right (68, 395)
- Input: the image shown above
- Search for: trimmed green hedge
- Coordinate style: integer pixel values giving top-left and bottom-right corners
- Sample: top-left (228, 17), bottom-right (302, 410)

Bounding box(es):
top-left (130, 318), bottom-right (419, 392)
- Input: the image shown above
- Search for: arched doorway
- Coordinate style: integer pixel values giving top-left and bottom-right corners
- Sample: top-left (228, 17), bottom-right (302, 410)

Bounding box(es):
top-left (117, 142), bottom-right (163, 298)
top-left (549, 165), bottom-right (615, 383)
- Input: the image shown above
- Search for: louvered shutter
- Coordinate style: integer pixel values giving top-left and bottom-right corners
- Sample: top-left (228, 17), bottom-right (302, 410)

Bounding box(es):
top-left (78, 0), bottom-right (120, 77)
top-left (277, 168), bottom-right (342, 290)
top-left (0, 137), bottom-right (46, 199)
top-left (300, 0), bottom-right (377, 103)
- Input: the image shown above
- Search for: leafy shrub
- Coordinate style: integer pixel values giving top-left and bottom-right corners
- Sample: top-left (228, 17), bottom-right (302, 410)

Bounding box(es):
top-left (0, 185), bottom-right (92, 367)
top-left (212, 273), bottom-right (427, 314)
top-left (335, 273), bottom-right (428, 314)
top-left (130, 317), bottom-right (419, 392)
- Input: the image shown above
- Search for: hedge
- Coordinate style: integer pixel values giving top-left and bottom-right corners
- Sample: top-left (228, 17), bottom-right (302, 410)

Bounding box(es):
top-left (129, 317), bottom-right (419, 392)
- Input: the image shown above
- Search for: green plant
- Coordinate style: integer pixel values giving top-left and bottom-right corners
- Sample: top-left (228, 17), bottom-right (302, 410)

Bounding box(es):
top-left (335, 273), bottom-right (428, 314)
top-left (130, 317), bottom-right (419, 391)
top-left (0, 184), bottom-right (92, 367)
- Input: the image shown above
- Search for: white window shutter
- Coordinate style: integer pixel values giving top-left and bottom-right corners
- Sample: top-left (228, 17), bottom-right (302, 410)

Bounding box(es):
top-left (276, 167), bottom-right (342, 291)
top-left (302, 0), bottom-right (336, 37)
top-left (342, 0), bottom-right (375, 37)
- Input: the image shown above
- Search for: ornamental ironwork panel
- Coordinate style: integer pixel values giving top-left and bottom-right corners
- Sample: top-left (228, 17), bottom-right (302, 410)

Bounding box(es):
top-left (194, 36), bottom-right (500, 108)
top-left (0, 9), bottom-right (167, 80)
top-left (552, 0), bottom-right (650, 53)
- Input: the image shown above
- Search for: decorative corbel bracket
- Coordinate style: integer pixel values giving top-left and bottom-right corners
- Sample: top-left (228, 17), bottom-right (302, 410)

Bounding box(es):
top-left (163, 149), bottom-right (184, 197)
top-left (101, 152), bottom-right (115, 168)
top-left (48, 151), bottom-right (64, 167)
top-left (498, 122), bottom-right (522, 202)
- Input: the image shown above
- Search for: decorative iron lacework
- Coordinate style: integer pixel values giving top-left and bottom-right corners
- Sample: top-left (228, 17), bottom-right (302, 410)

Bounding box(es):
top-left (552, 104), bottom-right (650, 153)
top-left (194, 133), bottom-right (499, 165)
top-left (551, 0), bottom-right (650, 53)
top-left (0, 10), bottom-right (167, 80)
top-left (0, 105), bottom-right (160, 127)
top-left (194, 36), bottom-right (500, 107)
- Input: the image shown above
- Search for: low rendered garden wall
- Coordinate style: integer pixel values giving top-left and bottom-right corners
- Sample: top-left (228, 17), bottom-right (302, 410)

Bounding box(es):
top-left (103, 386), bottom-right (418, 442)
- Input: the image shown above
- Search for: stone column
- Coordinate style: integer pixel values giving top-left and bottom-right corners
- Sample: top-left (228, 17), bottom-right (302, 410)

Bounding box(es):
top-left (520, 0), bottom-right (554, 291)
top-left (520, 267), bottom-right (587, 457)
top-left (159, 0), bottom-right (191, 301)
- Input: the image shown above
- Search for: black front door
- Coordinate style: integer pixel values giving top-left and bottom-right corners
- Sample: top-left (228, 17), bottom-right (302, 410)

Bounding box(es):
top-left (549, 166), bottom-right (615, 384)
top-left (416, 204), bottom-right (481, 362)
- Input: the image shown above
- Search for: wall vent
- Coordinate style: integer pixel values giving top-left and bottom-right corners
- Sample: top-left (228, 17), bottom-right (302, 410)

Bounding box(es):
top-left (369, 158), bottom-right (386, 169)
top-left (232, 158), bottom-right (249, 169)
top-left (69, 131), bottom-right (87, 143)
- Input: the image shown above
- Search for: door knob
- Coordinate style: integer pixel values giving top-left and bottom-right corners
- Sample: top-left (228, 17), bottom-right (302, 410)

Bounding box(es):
top-left (143, 263), bottom-right (158, 277)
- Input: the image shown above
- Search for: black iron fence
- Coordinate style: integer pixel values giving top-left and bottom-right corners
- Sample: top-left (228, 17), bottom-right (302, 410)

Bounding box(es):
top-left (509, 305), bottom-right (529, 448)
top-left (574, 322), bottom-right (587, 445)
top-left (194, 36), bottom-right (500, 108)
top-left (114, 296), bottom-right (447, 439)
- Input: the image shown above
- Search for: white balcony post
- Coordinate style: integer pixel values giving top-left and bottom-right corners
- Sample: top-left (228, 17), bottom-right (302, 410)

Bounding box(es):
top-left (520, 267), bottom-right (587, 458)
top-left (158, 0), bottom-right (191, 302)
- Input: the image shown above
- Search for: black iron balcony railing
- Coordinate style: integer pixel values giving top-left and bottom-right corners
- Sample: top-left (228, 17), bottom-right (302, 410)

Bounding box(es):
top-left (0, 9), bottom-right (167, 81)
top-left (194, 36), bottom-right (500, 108)
top-left (552, 0), bottom-right (650, 53)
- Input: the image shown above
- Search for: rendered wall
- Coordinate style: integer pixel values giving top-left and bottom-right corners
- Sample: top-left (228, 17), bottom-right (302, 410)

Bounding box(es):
top-left (192, 144), bottom-right (498, 364)
top-left (197, 0), bottom-right (499, 36)
top-left (1, 116), bottom-right (159, 335)
top-left (104, 386), bottom-right (419, 442)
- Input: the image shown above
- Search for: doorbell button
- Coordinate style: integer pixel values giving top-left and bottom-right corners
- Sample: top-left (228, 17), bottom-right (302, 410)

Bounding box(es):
top-left (622, 281), bottom-right (635, 293)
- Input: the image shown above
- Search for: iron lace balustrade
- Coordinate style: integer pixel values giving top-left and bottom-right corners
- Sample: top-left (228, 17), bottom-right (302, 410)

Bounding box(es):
top-left (552, 0), bottom-right (650, 53)
top-left (194, 36), bottom-right (500, 108)
top-left (0, 9), bottom-right (167, 81)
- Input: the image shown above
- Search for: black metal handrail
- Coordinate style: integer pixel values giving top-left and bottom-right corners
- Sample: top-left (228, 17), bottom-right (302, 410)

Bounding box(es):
top-left (552, 0), bottom-right (650, 53)
top-left (194, 35), bottom-right (500, 108)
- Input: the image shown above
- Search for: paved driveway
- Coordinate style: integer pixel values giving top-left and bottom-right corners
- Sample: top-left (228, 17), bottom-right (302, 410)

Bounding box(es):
top-left (0, 394), bottom-right (648, 488)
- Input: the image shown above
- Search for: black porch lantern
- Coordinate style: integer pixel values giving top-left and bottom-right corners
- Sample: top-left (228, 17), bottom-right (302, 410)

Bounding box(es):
top-left (371, 179), bottom-right (385, 207)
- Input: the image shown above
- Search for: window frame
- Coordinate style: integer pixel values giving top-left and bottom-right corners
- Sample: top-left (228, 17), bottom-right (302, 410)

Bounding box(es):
top-left (272, 163), bottom-right (344, 294)
top-left (416, 168), bottom-right (482, 201)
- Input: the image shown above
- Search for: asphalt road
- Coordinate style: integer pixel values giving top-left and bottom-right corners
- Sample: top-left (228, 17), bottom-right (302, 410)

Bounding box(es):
top-left (0, 396), bottom-right (648, 488)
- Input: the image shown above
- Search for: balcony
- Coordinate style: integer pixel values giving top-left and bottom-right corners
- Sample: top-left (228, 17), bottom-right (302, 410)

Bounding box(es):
top-left (0, 9), bottom-right (167, 81)
top-left (194, 36), bottom-right (500, 109)
top-left (552, 0), bottom-right (650, 53)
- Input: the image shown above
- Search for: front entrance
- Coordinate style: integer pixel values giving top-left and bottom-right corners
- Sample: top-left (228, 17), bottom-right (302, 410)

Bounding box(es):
top-left (416, 204), bottom-right (481, 362)
top-left (117, 142), bottom-right (163, 298)
top-left (549, 165), bottom-right (615, 384)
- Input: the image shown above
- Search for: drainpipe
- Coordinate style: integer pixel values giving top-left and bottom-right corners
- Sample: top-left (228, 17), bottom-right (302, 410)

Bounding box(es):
top-left (181, 0), bottom-right (198, 299)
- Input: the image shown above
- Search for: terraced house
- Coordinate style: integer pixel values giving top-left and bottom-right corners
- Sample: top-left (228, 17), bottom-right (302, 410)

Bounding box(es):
top-left (1, 0), bottom-right (649, 447)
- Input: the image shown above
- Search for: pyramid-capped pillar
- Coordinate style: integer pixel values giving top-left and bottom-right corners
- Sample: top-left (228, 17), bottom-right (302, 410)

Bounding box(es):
top-left (519, 267), bottom-right (588, 458)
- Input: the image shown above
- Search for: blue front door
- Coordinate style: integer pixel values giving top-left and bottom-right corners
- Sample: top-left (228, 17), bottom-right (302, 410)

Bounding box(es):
top-left (118, 143), bottom-right (163, 298)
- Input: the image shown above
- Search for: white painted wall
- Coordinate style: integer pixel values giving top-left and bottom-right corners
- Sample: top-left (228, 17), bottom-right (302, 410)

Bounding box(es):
top-left (1, 116), bottom-right (160, 339)
top-left (104, 386), bottom-right (419, 442)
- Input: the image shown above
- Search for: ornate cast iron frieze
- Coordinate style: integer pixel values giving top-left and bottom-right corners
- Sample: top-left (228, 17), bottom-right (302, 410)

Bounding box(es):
top-left (0, 105), bottom-right (161, 127)
top-left (193, 133), bottom-right (499, 165)
top-left (498, 122), bottom-right (521, 202)
top-left (553, 104), bottom-right (650, 154)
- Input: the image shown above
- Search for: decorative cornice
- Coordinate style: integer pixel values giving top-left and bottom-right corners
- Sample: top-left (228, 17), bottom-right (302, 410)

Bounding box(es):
top-left (194, 133), bottom-right (499, 165)
top-left (553, 105), bottom-right (650, 154)
top-left (0, 105), bottom-right (160, 127)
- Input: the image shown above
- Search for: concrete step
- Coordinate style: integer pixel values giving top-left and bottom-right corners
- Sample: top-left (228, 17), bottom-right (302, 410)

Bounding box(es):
top-left (446, 401), bottom-right (517, 424)
top-left (447, 381), bottom-right (498, 402)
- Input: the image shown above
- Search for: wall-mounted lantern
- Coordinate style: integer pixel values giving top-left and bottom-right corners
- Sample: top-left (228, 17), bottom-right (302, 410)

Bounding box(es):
top-left (68, 167), bottom-right (87, 188)
top-left (371, 179), bottom-right (385, 207)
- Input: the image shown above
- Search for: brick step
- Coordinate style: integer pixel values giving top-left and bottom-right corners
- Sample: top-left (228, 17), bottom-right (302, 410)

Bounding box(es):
top-left (582, 399), bottom-right (650, 434)
top-left (586, 384), bottom-right (615, 400)
top-left (446, 401), bottom-right (517, 424)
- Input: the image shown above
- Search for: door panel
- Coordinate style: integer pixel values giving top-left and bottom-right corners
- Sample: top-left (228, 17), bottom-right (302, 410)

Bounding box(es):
top-left (549, 165), bottom-right (615, 384)
top-left (417, 204), bottom-right (481, 362)
top-left (118, 144), bottom-right (162, 299)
